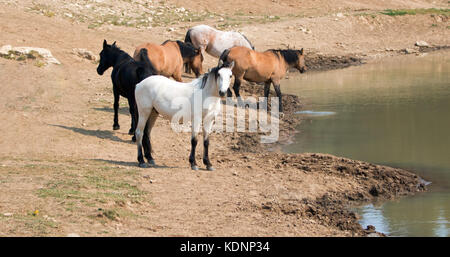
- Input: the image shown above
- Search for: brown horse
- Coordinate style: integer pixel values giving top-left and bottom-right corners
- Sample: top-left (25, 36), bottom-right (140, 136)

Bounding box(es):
top-left (134, 40), bottom-right (203, 82)
top-left (219, 46), bottom-right (306, 113)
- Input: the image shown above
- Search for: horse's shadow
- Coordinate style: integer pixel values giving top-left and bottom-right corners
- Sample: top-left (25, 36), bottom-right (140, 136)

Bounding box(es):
top-left (49, 124), bottom-right (132, 144)
top-left (91, 158), bottom-right (176, 169)
top-left (94, 106), bottom-right (129, 115)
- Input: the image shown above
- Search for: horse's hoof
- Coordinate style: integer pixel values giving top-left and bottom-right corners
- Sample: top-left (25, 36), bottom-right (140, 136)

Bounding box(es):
top-left (128, 129), bottom-right (134, 135)
top-left (138, 162), bottom-right (148, 168)
top-left (132, 136), bottom-right (136, 142)
top-left (206, 166), bottom-right (215, 171)
top-left (148, 159), bottom-right (156, 166)
top-left (191, 165), bottom-right (199, 171)
top-left (113, 125), bottom-right (120, 130)
top-left (237, 98), bottom-right (244, 108)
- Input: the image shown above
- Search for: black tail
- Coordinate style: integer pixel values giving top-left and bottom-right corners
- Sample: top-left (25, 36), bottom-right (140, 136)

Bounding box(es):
top-left (184, 29), bottom-right (193, 44)
top-left (136, 48), bottom-right (157, 81)
top-left (184, 30), bottom-right (193, 73)
top-left (219, 49), bottom-right (231, 66)
top-left (241, 33), bottom-right (255, 50)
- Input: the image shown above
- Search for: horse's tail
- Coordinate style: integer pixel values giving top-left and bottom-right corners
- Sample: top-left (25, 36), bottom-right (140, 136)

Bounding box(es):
top-left (219, 48), bottom-right (231, 66)
top-left (241, 33), bottom-right (255, 50)
top-left (184, 29), bottom-right (193, 73)
top-left (137, 48), bottom-right (157, 81)
top-left (184, 29), bottom-right (193, 45)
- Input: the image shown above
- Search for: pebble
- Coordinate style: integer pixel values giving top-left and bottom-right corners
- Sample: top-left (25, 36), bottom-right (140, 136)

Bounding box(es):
top-left (415, 41), bottom-right (429, 47)
top-left (404, 48), bottom-right (418, 54)
top-left (73, 48), bottom-right (97, 61)
top-left (3, 213), bottom-right (13, 217)
top-left (67, 233), bottom-right (80, 237)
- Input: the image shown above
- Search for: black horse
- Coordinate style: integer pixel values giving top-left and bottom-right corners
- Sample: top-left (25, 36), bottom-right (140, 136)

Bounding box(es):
top-left (97, 40), bottom-right (156, 141)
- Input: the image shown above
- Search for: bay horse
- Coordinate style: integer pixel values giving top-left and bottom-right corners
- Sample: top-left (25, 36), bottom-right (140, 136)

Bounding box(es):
top-left (97, 40), bottom-right (156, 141)
top-left (219, 46), bottom-right (306, 113)
top-left (134, 60), bottom-right (235, 170)
top-left (184, 24), bottom-right (254, 73)
top-left (133, 40), bottom-right (203, 81)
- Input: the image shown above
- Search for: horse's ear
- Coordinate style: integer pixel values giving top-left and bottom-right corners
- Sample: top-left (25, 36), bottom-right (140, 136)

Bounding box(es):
top-left (103, 39), bottom-right (107, 48)
top-left (218, 58), bottom-right (223, 67)
top-left (112, 41), bottom-right (117, 47)
top-left (300, 48), bottom-right (304, 55)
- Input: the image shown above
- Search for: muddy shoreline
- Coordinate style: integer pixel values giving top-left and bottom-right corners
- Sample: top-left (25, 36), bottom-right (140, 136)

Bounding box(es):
top-left (223, 48), bottom-right (447, 235)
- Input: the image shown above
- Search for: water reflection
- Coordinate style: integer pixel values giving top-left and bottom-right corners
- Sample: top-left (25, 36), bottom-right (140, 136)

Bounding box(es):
top-left (282, 52), bottom-right (450, 236)
top-left (358, 192), bottom-right (449, 237)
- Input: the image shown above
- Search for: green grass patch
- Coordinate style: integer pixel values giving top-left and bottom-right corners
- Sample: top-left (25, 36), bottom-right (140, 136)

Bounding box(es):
top-left (380, 8), bottom-right (450, 16)
top-left (3, 213), bottom-right (59, 235)
top-left (217, 14), bottom-right (281, 29)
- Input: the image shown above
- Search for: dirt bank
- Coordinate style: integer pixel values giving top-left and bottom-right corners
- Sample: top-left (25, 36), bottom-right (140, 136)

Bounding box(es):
top-left (0, 1), bottom-right (445, 236)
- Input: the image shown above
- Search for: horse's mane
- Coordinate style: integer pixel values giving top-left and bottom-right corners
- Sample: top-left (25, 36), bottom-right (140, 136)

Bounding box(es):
top-left (199, 66), bottom-right (222, 89)
top-left (176, 40), bottom-right (200, 59)
top-left (199, 67), bottom-right (216, 89)
top-left (108, 43), bottom-right (133, 63)
top-left (199, 61), bottom-right (234, 89)
top-left (136, 48), bottom-right (157, 78)
top-left (109, 43), bottom-right (126, 55)
top-left (268, 49), bottom-right (301, 66)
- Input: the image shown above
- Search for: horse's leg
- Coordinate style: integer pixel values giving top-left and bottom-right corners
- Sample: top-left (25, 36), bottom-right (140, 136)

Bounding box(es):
top-left (258, 81), bottom-right (271, 110)
top-left (127, 96), bottom-right (137, 142)
top-left (264, 81), bottom-right (271, 98)
top-left (113, 89), bottom-right (120, 130)
top-left (136, 107), bottom-right (151, 168)
top-left (273, 83), bottom-right (283, 114)
top-left (189, 120), bottom-right (202, 170)
top-left (227, 87), bottom-right (233, 97)
top-left (184, 62), bottom-right (191, 74)
top-left (143, 108), bottom-right (159, 166)
top-left (233, 77), bottom-right (244, 107)
top-left (202, 117), bottom-right (215, 171)
top-left (189, 133), bottom-right (199, 170)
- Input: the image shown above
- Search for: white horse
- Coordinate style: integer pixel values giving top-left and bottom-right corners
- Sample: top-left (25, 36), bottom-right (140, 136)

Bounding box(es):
top-left (185, 24), bottom-right (254, 58)
top-left (134, 60), bottom-right (234, 170)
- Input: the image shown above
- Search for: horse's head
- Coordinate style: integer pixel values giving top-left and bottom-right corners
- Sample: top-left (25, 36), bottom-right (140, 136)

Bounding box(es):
top-left (216, 60), bottom-right (234, 97)
top-left (190, 48), bottom-right (204, 77)
top-left (296, 48), bottom-right (307, 73)
top-left (97, 40), bottom-right (116, 75)
top-left (178, 41), bottom-right (204, 77)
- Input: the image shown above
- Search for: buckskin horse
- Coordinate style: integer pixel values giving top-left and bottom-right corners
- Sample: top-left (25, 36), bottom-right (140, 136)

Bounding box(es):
top-left (134, 40), bottom-right (203, 81)
top-left (219, 46), bottom-right (306, 113)
top-left (97, 40), bottom-right (156, 141)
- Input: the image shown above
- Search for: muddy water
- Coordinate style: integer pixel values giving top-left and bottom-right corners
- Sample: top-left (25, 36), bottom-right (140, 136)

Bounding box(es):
top-left (282, 52), bottom-right (450, 237)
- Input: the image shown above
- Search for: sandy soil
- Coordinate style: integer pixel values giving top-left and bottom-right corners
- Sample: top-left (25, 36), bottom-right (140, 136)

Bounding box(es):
top-left (0, 0), bottom-right (447, 236)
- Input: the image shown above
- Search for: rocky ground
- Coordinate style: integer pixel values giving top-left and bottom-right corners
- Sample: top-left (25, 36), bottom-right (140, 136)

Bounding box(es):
top-left (0, 0), bottom-right (448, 236)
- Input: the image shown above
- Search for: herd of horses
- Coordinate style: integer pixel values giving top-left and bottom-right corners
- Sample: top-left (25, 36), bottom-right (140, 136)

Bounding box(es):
top-left (96, 24), bottom-right (307, 170)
